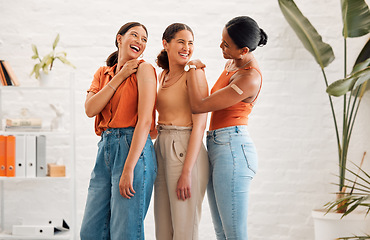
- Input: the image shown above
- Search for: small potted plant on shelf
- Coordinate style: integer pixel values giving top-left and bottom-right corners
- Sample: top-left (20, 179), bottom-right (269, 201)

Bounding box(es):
top-left (278, 0), bottom-right (370, 239)
top-left (30, 34), bottom-right (75, 86)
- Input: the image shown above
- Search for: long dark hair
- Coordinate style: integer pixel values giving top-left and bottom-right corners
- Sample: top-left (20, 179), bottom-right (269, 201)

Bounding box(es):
top-left (225, 16), bottom-right (267, 51)
top-left (156, 23), bottom-right (194, 70)
top-left (106, 22), bottom-right (148, 67)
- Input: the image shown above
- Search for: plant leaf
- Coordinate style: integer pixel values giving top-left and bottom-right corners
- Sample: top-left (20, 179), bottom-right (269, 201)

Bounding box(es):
top-left (353, 40), bottom-right (370, 94)
top-left (278, 0), bottom-right (335, 68)
top-left (355, 39), bottom-right (370, 66)
top-left (341, 0), bottom-right (370, 38)
top-left (56, 56), bottom-right (76, 68)
top-left (53, 33), bottom-right (60, 50)
top-left (31, 44), bottom-right (39, 57)
top-left (327, 67), bottom-right (370, 96)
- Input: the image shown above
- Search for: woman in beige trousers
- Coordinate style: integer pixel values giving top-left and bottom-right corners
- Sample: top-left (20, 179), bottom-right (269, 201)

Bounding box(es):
top-left (154, 23), bottom-right (209, 240)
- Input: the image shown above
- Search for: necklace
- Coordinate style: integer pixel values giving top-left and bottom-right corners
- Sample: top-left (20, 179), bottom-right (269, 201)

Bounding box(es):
top-left (162, 70), bottom-right (185, 88)
top-left (226, 58), bottom-right (254, 75)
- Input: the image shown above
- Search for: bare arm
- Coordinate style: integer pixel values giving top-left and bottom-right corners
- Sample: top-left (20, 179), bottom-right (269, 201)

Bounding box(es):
top-left (176, 70), bottom-right (208, 201)
top-left (85, 60), bottom-right (140, 117)
top-left (187, 61), bottom-right (261, 114)
top-left (119, 62), bottom-right (157, 199)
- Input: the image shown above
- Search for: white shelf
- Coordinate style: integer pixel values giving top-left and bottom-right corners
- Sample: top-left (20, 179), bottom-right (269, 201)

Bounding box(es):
top-left (0, 79), bottom-right (76, 240)
top-left (0, 232), bottom-right (70, 239)
top-left (0, 130), bottom-right (71, 136)
top-left (0, 177), bottom-right (70, 182)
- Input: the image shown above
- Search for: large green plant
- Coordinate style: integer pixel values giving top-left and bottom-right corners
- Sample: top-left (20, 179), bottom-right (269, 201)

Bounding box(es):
top-left (278, 0), bottom-right (370, 198)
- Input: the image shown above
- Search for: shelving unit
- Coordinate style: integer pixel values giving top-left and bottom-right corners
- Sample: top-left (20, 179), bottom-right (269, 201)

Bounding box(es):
top-left (0, 82), bottom-right (76, 240)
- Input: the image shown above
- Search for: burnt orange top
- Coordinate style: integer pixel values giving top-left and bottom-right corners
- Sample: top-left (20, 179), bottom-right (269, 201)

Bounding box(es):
top-left (209, 66), bottom-right (262, 131)
top-left (87, 60), bottom-right (156, 136)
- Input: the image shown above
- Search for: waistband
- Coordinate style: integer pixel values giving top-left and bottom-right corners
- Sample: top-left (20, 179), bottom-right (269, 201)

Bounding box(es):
top-left (207, 125), bottom-right (248, 137)
top-left (157, 124), bottom-right (192, 132)
top-left (102, 127), bottom-right (135, 138)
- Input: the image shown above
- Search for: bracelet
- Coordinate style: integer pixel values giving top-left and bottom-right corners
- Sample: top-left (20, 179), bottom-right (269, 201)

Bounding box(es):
top-left (108, 83), bottom-right (116, 92)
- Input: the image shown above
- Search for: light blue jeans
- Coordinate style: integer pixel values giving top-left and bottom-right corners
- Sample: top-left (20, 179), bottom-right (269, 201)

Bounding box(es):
top-left (80, 127), bottom-right (157, 240)
top-left (206, 126), bottom-right (258, 240)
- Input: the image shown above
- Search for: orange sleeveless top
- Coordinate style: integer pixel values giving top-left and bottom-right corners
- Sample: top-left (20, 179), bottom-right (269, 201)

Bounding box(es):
top-left (209, 65), bottom-right (262, 131)
top-left (87, 60), bottom-right (156, 136)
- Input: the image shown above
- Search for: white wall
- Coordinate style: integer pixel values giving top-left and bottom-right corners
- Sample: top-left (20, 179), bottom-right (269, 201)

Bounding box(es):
top-left (1, 0), bottom-right (369, 239)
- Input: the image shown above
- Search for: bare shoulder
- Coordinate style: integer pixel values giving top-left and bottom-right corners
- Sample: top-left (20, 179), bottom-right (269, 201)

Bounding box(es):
top-left (137, 61), bottom-right (154, 72)
top-left (234, 66), bottom-right (261, 82)
top-left (136, 62), bottom-right (156, 83)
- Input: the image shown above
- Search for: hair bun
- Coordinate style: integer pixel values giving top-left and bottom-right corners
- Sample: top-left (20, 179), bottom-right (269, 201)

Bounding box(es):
top-left (258, 28), bottom-right (268, 47)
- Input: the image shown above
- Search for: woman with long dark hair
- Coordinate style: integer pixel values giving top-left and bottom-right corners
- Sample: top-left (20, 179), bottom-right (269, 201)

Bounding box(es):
top-left (154, 23), bottom-right (209, 240)
top-left (80, 22), bottom-right (157, 240)
top-left (186, 16), bottom-right (268, 239)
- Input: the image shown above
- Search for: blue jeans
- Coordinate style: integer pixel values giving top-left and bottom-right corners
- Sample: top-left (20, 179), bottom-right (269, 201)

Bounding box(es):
top-left (206, 126), bottom-right (258, 240)
top-left (80, 128), bottom-right (157, 240)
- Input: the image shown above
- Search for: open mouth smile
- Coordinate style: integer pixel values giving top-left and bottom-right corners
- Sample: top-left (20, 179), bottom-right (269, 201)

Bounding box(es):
top-left (130, 45), bottom-right (140, 53)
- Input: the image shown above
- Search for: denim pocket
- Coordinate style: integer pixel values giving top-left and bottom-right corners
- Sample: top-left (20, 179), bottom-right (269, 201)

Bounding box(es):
top-left (241, 144), bottom-right (258, 174)
top-left (172, 139), bottom-right (186, 163)
top-left (150, 143), bottom-right (158, 173)
top-left (211, 133), bottom-right (230, 145)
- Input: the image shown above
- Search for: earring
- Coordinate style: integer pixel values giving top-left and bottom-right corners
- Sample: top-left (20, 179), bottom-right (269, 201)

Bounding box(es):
top-left (140, 53), bottom-right (144, 58)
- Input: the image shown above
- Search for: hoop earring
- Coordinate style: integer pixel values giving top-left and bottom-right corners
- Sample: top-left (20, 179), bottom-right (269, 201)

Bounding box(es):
top-left (140, 53), bottom-right (144, 58)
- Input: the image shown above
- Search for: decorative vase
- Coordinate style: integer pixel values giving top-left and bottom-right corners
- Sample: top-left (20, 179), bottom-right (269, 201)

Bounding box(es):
top-left (39, 71), bottom-right (53, 87)
top-left (312, 209), bottom-right (370, 240)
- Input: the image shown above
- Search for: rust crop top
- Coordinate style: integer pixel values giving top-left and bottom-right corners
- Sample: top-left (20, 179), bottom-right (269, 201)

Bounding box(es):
top-left (209, 65), bottom-right (262, 131)
top-left (87, 60), bottom-right (156, 136)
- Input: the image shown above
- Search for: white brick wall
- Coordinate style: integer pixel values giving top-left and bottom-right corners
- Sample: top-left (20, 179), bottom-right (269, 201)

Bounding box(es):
top-left (1, 0), bottom-right (369, 239)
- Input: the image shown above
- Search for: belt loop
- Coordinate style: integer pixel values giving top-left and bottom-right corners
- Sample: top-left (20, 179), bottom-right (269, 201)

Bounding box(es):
top-left (213, 130), bottom-right (216, 138)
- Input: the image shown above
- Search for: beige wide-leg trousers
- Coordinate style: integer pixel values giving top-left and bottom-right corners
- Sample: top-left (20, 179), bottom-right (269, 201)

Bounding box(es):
top-left (154, 125), bottom-right (209, 240)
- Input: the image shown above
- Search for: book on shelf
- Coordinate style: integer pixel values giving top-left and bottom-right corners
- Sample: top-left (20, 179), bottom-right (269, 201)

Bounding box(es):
top-left (0, 60), bottom-right (19, 86)
top-left (1, 60), bottom-right (20, 86)
top-left (0, 61), bottom-right (7, 86)
top-left (6, 118), bottom-right (42, 127)
top-left (5, 126), bottom-right (42, 132)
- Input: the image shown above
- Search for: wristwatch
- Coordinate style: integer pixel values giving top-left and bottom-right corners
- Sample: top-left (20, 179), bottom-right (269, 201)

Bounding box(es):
top-left (184, 64), bottom-right (197, 72)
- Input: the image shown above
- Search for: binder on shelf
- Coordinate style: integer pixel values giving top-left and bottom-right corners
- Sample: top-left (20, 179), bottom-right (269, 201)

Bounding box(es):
top-left (25, 135), bottom-right (36, 178)
top-left (5, 135), bottom-right (15, 177)
top-left (23, 217), bottom-right (70, 232)
top-left (12, 225), bottom-right (54, 236)
top-left (36, 135), bottom-right (47, 177)
top-left (0, 135), bottom-right (6, 176)
top-left (15, 135), bottom-right (26, 177)
top-left (1, 60), bottom-right (20, 86)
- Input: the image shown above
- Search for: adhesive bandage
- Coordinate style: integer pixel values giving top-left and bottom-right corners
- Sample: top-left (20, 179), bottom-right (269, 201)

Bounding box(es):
top-left (230, 83), bottom-right (243, 95)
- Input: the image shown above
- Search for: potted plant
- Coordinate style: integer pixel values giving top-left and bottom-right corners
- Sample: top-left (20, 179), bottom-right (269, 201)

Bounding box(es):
top-left (278, 0), bottom-right (370, 239)
top-left (30, 34), bottom-right (75, 86)
top-left (326, 152), bottom-right (370, 240)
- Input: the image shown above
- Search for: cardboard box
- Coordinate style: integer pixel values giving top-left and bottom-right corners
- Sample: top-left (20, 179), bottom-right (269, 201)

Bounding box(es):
top-left (47, 164), bottom-right (66, 177)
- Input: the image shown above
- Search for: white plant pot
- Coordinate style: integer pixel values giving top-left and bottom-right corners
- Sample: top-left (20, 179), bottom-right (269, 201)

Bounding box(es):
top-left (312, 209), bottom-right (370, 240)
top-left (39, 71), bottom-right (53, 87)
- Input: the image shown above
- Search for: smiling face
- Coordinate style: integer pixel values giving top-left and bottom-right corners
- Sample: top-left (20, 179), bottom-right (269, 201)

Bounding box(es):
top-left (220, 27), bottom-right (244, 60)
top-left (117, 25), bottom-right (148, 60)
top-left (164, 30), bottom-right (194, 66)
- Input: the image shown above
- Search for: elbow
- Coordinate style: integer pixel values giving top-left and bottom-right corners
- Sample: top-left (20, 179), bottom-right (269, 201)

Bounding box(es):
top-left (85, 106), bottom-right (96, 118)
top-left (137, 117), bottom-right (153, 130)
top-left (191, 105), bottom-right (203, 114)
top-left (85, 111), bottom-right (95, 118)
